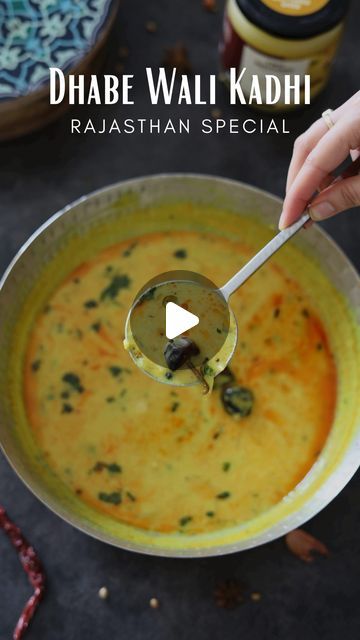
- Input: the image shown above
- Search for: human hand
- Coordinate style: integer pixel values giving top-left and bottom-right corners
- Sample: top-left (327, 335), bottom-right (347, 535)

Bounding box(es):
top-left (279, 91), bottom-right (360, 229)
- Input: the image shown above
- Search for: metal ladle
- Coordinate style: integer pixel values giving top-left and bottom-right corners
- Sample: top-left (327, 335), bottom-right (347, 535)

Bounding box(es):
top-left (125, 151), bottom-right (360, 386)
top-left (220, 154), bottom-right (360, 301)
top-left (218, 212), bottom-right (310, 303)
top-left (124, 213), bottom-right (310, 387)
top-left (218, 154), bottom-right (360, 335)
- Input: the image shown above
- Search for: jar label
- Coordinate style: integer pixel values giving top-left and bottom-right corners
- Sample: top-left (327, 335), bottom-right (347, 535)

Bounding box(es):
top-left (240, 44), bottom-right (310, 103)
top-left (261, 0), bottom-right (329, 17)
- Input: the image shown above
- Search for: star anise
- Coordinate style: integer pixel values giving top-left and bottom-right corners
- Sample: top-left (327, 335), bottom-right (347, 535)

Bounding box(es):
top-left (214, 579), bottom-right (245, 609)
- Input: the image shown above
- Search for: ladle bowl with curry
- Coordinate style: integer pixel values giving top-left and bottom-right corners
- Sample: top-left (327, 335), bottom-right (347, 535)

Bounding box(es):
top-left (0, 175), bottom-right (359, 557)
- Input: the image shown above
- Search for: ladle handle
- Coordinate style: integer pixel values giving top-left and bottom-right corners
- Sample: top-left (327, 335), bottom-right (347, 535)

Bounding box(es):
top-left (220, 212), bottom-right (310, 301)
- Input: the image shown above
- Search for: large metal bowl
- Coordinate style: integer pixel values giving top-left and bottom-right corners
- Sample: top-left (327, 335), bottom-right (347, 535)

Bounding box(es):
top-left (0, 174), bottom-right (359, 557)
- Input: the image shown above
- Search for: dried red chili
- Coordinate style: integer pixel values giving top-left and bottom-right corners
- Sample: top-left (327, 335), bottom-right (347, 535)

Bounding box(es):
top-left (0, 506), bottom-right (45, 640)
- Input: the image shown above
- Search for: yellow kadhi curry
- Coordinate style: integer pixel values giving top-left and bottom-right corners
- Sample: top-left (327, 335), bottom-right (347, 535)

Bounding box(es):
top-left (13, 203), bottom-right (354, 538)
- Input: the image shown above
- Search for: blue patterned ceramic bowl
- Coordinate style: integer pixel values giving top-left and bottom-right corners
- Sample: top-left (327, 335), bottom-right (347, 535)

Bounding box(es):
top-left (0, 0), bottom-right (117, 138)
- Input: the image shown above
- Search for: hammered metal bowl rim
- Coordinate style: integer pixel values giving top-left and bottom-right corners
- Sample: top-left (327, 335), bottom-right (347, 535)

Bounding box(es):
top-left (0, 173), bottom-right (359, 558)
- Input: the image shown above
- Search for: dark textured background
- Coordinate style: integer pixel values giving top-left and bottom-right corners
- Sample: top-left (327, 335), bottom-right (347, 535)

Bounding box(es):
top-left (1, 1), bottom-right (359, 639)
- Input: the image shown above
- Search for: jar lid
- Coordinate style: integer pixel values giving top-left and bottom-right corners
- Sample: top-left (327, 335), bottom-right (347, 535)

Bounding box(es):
top-left (235, 0), bottom-right (350, 39)
top-left (0, 0), bottom-right (116, 102)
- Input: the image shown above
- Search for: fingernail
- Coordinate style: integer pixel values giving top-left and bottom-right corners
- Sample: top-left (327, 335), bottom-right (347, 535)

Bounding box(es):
top-left (278, 211), bottom-right (287, 230)
top-left (309, 201), bottom-right (336, 221)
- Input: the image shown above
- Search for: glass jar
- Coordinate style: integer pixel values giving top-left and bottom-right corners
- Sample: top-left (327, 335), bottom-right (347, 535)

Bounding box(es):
top-left (220, 0), bottom-right (350, 110)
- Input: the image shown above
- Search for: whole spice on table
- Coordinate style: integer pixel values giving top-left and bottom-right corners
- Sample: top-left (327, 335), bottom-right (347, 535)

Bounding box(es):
top-left (98, 586), bottom-right (109, 600)
top-left (211, 108), bottom-right (222, 119)
top-left (0, 506), bottom-right (45, 640)
top-left (163, 44), bottom-right (192, 75)
top-left (146, 20), bottom-right (158, 33)
top-left (214, 579), bottom-right (245, 609)
top-left (149, 597), bottom-right (160, 609)
top-left (285, 528), bottom-right (329, 563)
top-left (202, 0), bottom-right (217, 12)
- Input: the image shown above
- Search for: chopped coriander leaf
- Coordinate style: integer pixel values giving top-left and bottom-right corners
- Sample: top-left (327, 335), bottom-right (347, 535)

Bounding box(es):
top-left (123, 242), bottom-right (137, 257)
top-left (107, 463), bottom-right (122, 473)
top-left (273, 307), bottom-right (280, 318)
top-left (109, 366), bottom-right (123, 377)
top-left (31, 359), bottom-right (41, 372)
top-left (139, 287), bottom-right (156, 303)
top-left (91, 322), bottom-right (101, 333)
top-left (100, 274), bottom-right (130, 301)
top-left (126, 491), bottom-right (136, 502)
top-left (165, 371), bottom-right (173, 379)
top-left (61, 403), bottom-right (73, 414)
top-left (171, 401), bottom-right (180, 412)
top-left (106, 396), bottom-right (115, 403)
top-left (174, 249), bottom-right (187, 259)
top-left (179, 515), bottom-right (192, 526)
top-left (216, 491), bottom-right (231, 500)
top-left (62, 372), bottom-right (84, 394)
top-left (203, 364), bottom-right (215, 377)
top-left (61, 391), bottom-right (70, 399)
top-left (84, 299), bottom-right (98, 309)
top-left (222, 462), bottom-right (231, 472)
top-left (206, 511), bottom-right (215, 517)
top-left (98, 491), bottom-right (122, 505)
top-left (92, 461), bottom-right (122, 473)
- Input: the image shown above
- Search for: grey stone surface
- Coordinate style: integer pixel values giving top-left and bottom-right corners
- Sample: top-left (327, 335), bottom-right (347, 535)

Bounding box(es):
top-left (0, 1), bottom-right (359, 639)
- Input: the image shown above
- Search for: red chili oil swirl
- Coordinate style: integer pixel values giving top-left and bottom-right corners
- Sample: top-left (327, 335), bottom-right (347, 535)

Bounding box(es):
top-left (0, 507), bottom-right (45, 640)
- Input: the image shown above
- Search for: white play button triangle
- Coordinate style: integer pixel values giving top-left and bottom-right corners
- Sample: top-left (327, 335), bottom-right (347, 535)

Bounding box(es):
top-left (165, 302), bottom-right (199, 340)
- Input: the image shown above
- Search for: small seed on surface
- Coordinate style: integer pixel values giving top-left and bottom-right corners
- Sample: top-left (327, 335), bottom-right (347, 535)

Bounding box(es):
top-left (149, 597), bottom-right (160, 609)
top-left (251, 592), bottom-right (262, 602)
top-left (98, 586), bottom-right (109, 600)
